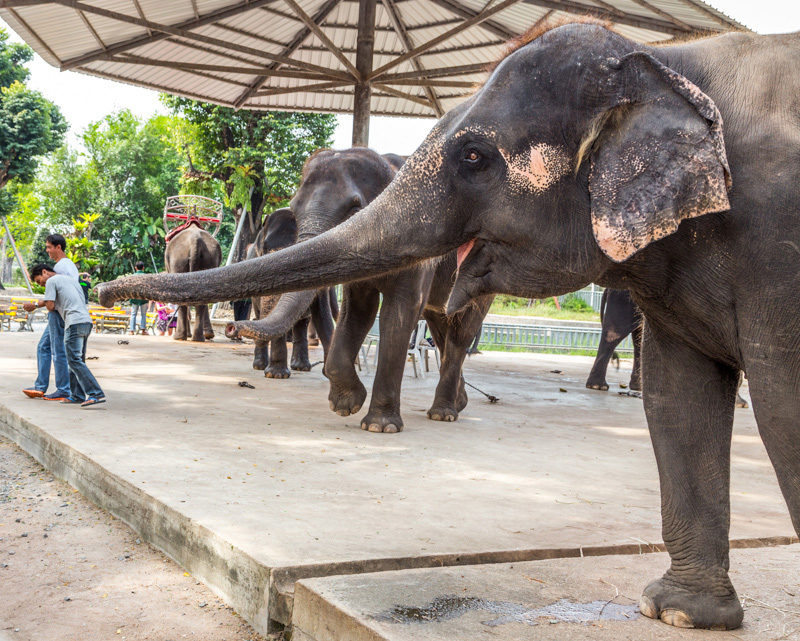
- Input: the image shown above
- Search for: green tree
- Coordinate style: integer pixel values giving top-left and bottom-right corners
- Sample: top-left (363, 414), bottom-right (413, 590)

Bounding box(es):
top-left (160, 95), bottom-right (336, 260)
top-left (82, 110), bottom-right (185, 279)
top-left (0, 30), bottom-right (67, 191)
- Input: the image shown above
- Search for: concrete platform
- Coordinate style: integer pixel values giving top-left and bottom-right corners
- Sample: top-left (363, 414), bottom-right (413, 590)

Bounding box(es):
top-left (0, 330), bottom-right (795, 636)
top-left (293, 545), bottom-right (800, 640)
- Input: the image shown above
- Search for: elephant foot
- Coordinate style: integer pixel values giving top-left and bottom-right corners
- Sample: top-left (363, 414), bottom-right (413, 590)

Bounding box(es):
top-left (427, 403), bottom-right (459, 422)
top-left (291, 357), bottom-right (313, 372)
top-left (190, 334), bottom-right (206, 342)
top-left (265, 365), bottom-right (291, 379)
top-left (640, 574), bottom-right (743, 631)
top-left (308, 338), bottom-right (320, 347)
top-left (204, 332), bottom-right (215, 340)
top-left (252, 358), bottom-right (267, 371)
top-left (735, 393), bottom-right (749, 409)
top-left (360, 409), bottom-right (403, 433)
top-left (328, 382), bottom-right (367, 417)
top-left (173, 333), bottom-right (187, 341)
top-left (630, 373), bottom-right (642, 391)
top-left (586, 379), bottom-right (609, 391)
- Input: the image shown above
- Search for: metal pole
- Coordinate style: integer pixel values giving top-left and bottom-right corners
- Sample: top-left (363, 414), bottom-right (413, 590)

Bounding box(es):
top-left (0, 216), bottom-right (33, 295)
top-left (352, 0), bottom-right (377, 147)
top-left (210, 194), bottom-right (251, 319)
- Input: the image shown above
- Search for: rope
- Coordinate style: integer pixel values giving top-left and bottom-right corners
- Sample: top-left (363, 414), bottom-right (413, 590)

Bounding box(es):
top-left (464, 380), bottom-right (499, 403)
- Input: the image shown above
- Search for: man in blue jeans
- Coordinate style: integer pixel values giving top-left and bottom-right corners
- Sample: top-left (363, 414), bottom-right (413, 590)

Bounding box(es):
top-left (29, 264), bottom-right (106, 408)
top-left (22, 234), bottom-right (79, 401)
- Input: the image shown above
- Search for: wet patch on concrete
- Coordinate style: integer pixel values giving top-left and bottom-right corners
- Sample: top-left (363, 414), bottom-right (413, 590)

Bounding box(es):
top-left (374, 595), bottom-right (641, 627)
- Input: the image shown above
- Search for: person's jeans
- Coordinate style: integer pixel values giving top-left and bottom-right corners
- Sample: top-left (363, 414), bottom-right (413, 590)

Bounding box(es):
top-left (34, 311), bottom-right (70, 395)
top-left (129, 304), bottom-right (148, 332)
top-left (64, 322), bottom-right (104, 401)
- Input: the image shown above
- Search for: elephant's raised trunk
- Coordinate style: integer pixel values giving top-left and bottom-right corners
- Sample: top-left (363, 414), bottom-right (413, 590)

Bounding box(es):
top-left (97, 129), bottom-right (465, 308)
top-left (226, 290), bottom-right (317, 342)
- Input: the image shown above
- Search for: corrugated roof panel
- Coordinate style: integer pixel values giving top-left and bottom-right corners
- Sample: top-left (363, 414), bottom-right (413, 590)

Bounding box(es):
top-left (1, 0), bottom-right (747, 118)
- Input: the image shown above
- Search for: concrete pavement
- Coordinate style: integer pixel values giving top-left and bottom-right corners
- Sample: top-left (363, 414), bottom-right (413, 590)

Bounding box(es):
top-left (0, 329), bottom-right (794, 636)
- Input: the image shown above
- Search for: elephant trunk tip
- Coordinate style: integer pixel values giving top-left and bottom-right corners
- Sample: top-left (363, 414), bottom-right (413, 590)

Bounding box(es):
top-left (225, 322), bottom-right (240, 339)
top-left (96, 282), bottom-right (118, 309)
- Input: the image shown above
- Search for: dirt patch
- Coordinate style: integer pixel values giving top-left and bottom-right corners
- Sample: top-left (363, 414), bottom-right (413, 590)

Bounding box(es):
top-left (0, 436), bottom-right (270, 641)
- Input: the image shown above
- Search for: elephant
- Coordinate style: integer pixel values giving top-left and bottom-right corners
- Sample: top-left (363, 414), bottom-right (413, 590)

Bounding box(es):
top-left (163, 222), bottom-right (222, 342)
top-left (585, 289), bottom-right (642, 392)
top-left (229, 148), bottom-right (491, 432)
top-left (100, 21), bottom-right (800, 630)
top-left (238, 207), bottom-right (336, 378)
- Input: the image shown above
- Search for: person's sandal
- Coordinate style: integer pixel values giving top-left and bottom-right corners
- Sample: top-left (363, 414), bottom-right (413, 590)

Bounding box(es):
top-left (81, 397), bottom-right (106, 408)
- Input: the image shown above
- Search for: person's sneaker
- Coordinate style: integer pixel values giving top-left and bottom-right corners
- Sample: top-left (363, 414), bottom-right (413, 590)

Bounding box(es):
top-left (22, 389), bottom-right (45, 399)
top-left (81, 397), bottom-right (106, 408)
top-left (43, 392), bottom-right (69, 401)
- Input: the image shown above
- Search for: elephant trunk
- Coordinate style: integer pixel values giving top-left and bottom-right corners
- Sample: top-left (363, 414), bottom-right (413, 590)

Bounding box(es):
top-left (97, 128), bottom-right (465, 308)
top-left (226, 290), bottom-right (317, 342)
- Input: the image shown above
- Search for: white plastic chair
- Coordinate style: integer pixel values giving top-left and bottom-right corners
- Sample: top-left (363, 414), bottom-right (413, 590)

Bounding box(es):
top-left (359, 315), bottom-right (380, 372)
top-left (408, 319), bottom-right (440, 378)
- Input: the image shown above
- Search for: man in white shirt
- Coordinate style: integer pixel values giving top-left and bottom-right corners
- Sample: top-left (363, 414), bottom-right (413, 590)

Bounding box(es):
top-left (22, 234), bottom-right (80, 401)
top-left (29, 264), bottom-right (105, 407)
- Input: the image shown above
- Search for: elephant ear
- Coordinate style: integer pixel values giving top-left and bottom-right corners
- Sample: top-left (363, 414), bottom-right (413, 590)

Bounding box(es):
top-left (589, 52), bottom-right (731, 263)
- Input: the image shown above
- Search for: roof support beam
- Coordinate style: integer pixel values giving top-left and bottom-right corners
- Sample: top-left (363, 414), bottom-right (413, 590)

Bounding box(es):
top-left (76, 9), bottom-right (108, 50)
top-left (232, 0), bottom-right (344, 108)
top-left (282, 0), bottom-right (360, 78)
top-left (619, 0), bottom-right (692, 30)
top-left (51, 0), bottom-right (348, 77)
top-left (424, 0), bottom-right (515, 40)
top-left (112, 55), bottom-right (338, 80)
top-left (369, 0), bottom-right (524, 80)
top-left (381, 0), bottom-right (443, 117)
top-left (379, 62), bottom-right (488, 81)
top-left (374, 83), bottom-right (435, 110)
top-left (253, 80), bottom-right (352, 97)
top-left (59, 0), bottom-right (280, 71)
top-left (519, 0), bottom-right (694, 36)
top-left (353, 0), bottom-right (377, 145)
top-left (673, 0), bottom-right (745, 30)
top-left (381, 78), bottom-right (475, 88)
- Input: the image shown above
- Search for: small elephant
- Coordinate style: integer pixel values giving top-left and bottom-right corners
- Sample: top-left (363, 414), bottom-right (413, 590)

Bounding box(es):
top-left (163, 223), bottom-right (222, 342)
top-left (585, 289), bottom-right (642, 392)
top-left (236, 208), bottom-right (335, 378)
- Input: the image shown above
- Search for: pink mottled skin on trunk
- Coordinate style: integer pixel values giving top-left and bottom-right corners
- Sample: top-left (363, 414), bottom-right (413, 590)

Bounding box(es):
top-left (457, 238), bottom-right (476, 269)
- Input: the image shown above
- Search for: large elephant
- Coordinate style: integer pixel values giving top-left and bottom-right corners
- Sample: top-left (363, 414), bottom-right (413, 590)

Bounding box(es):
top-left (239, 207), bottom-right (335, 378)
top-left (101, 22), bottom-right (800, 630)
top-left (232, 148), bottom-right (491, 432)
top-left (163, 223), bottom-right (222, 342)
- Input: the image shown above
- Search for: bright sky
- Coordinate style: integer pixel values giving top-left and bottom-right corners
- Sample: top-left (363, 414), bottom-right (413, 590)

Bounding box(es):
top-left (1, 0), bottom-right (799, 154)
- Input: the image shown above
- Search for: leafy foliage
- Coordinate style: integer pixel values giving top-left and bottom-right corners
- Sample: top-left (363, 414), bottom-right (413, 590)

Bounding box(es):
top-left (0, 30), bottom-right (67, 191)
top-left (160, 96), bottom-right (336, 259)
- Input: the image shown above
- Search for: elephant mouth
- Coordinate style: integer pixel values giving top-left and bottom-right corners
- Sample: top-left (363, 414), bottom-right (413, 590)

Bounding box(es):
top-left (456, 238), bottom-right (478, 271)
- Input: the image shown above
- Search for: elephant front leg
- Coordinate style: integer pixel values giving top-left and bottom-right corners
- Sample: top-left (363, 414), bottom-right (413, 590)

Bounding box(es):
top-left (290, 317), bottom-right (312, 371)
top-left (425, 297), bottom-right (490, 422)
top-left (325, 285), bottom-right (379, 420)
top-left (265, 335), bottom-right (291, 378)
top-left (190, 304), bottom-right (212, 342)
top-left (252, 341), bottom-right (269, 370)
top-left (639, 327), bottom-right (742, 630)
top-left (360, 290), bottom-right (422, 433)
top-left (173, 305), bottom-right (190, 340)
top-left (586, 327), bottom-right (629, 391)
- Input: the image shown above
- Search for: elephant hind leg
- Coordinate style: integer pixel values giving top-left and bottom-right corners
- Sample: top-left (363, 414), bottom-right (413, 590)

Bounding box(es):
top-left (191, 304), bottom-right (209, 342)
top-left (173, 305), bottom-right (190, 341)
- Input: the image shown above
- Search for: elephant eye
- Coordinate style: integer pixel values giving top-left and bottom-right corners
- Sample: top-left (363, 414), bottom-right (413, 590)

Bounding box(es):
top-left (461, 147), bottom-right (486, 170)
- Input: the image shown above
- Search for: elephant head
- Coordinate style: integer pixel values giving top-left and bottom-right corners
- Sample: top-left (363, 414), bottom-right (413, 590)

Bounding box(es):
top-left (98, 22), bottom-right (730, 312)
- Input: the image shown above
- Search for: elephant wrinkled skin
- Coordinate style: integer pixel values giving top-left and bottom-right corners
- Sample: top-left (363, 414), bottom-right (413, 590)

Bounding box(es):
top-left (101, 23), bottom-right (800, 630)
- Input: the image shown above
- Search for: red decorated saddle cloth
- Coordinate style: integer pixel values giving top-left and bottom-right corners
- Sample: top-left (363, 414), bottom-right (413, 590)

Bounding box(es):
top-left (165, 217), bottom-right (204, 244)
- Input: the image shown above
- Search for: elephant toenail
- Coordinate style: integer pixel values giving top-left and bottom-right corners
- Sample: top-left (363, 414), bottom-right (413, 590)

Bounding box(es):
top-left (329, 401), bottom-right (335, 410)
top-left (336, 410), bottom-right (350, 417)
top-left (352, 405), bottom-right (361, 413)
top-left (639, 596), bottom-right (657, 619)
top-left (361, 422), bottom-right (368, 430)
top-left (368, 424), bottom-right (382, 432)
top-left (445, 414), bottom-right (455, 422)
top-left (660, 609), bottom-right (694, 629)
top-left (384, 424), bottom-right (398, 433)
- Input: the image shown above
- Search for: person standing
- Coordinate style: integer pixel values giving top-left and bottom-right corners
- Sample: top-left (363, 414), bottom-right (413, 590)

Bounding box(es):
top-left (22, 234), bottom-right (79, 401)
top-left (128, 261), bottom-right (149, 335)
top-left (29, 264), bottom-right (105, 407)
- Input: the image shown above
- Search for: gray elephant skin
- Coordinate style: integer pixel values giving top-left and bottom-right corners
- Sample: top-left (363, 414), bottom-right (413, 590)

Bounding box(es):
top-left (101, 22), bottom-right (800, 631)
top-left (163, 224), bottom-right (222, 341)
top-left (233, 148), bottom-right (491, 432)
top-left (235, 207), bottom-right (335, 378)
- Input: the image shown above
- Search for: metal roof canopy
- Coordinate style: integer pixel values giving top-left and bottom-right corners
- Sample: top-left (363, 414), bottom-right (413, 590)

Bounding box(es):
top-left (0, 0), bottom-right (746, 145)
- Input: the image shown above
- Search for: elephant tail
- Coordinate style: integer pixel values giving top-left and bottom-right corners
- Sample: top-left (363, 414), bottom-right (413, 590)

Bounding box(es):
top-left (599, 288), bottom-right (609, 324)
